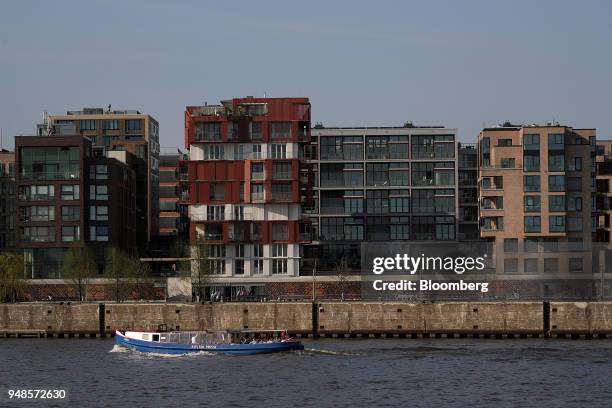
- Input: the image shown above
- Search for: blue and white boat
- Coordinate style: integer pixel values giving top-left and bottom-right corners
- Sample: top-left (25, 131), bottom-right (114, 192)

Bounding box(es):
top-left (115, 329), bottom-right (304, 355)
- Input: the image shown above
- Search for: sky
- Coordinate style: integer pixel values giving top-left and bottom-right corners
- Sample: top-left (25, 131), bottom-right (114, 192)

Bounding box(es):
top-left (1, 0), bottom-right (611, 150)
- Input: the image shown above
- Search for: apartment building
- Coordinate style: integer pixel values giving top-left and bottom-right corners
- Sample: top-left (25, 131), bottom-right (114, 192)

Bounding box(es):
top-left (41, 108), bottom-right (159, 252)
top-left (15, 135), bottom-right (137, 278)
top-left (458, 143), bottom-right (479, 240)
top-left (304, 124), bottom-right (459, 274)
top-left (477, 124), bottom-right (596, 296)
top-left (595, 140), bottom-right (612, 245)
top-left (0, 149), bottom-right (16, 250)
top-left (184, 97), bottom-right (311, 299)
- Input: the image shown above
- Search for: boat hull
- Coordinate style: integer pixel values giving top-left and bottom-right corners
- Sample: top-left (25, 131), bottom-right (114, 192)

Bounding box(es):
top-left (115, 332), bottom-right (304, 356)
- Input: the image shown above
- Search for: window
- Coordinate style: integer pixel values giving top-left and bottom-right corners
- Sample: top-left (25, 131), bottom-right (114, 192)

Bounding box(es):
top-left (251, 163), bottom-right (264, 180)
top-left (549, 215), bottom-right (565, 233)
top-left (548, 195), bottom-right (565, 212)
top-left (270, 122), bottom-right (291, 139)
top-left (90, 185), bottom-right (108, 200)
top-left (389, 190), bottom-right (410, 213)
top-left (567, 177), bottom-right (582, 192)
top-left (103, 119), bottom-right (119, 130)
top-left (125, 119), bottom-right (143, 133)
top-left (203, 145), bottom-right (224, 160)
top-left (210, 184), bottom-right (224, 201)
top-left (21, 226), bottom-right (55, 242)
top-left (411, 135), bottom-right (434, 159)
top-left (524, 176), bottom-right (540, 192)
top-left (434, 169), bottom-right (454, 186)
top-left (523, 134), bottom-right (540, 149)
top-left (61, 226), bottom-right (80, 242)
top-left (435, 217), bottom-right (455, 240)
top-left (548, 152), bottom-right (564, 171)
top-left (524, 238), bottom-right (540, 252)
top-left (272, 183), bottom-right (292, 200)
top-left (62, 206), bottom-right (80, 221)
top-left (89, 165), bottom-right (108, 180)
top-left (544, 258), bottom-right (558, 273)
top-left (61, 184), bottom-right (80, 200)
top-left (501, 158), bottom-right (515, 168)
top-left (524, 196), bottom-right (540, 212)
top-left (390, 217), bottom-right (410, 240)
top-left (504, 238), bottom-right (518, 253)
top-left (272, 259), bottom-right (288, 274)
top-left (195, 123), bottom-right (221, 141)
top-left (548, 175), bottom-right (565, 192)
top-left (525, 216), bottom-right (541, 233)
top-left (367, 190), bottom-right (389, 214)
top-left (206, 205), bottom-right (224, 221)
top-left (412, 162), bottom-right (434, 186)
top-left (90, 225), bottom-right (109, 241)
top-left (21, 206), bottom-right (55, 222)
top-left (272, 162), bottom-right (292, 179)
top-left (19, 185), bottom-right (54, 201)
top-left (20, 146), bottom-right (80, 180)
top-left (251, 183), bottom-right (264, 201)
top-left (434, 142), bottom-right (454, 158)
top-left (272, 224), bottom-right (288, 241)
top-left (233, 144), bottom-right (244, 160)
top-left (389, 163), bottom-right (410, 186)
top-left (523, 153), bottom-right (540, 172)
top-left (567, 196), bottom-right (582, 212)
top-left (234, 205), bottom-right (244, 221)
top-left (250, 122), bottom-right (262, 140)
top-left (270, 144), bottom-right (287, 159)
top-left (524, 258), bottom-right (538, 273)
top-left (567, 215), bottom-right (583, 232)
top-left (504, 258), bottom-right (518, 273)
top-left (569, 258), bottom-right (583, 273)
top-left (548, 133), bottom-right (564, 150)
top-left (498, 139), bottom-right (512, 147)
top-left (80, 119), bottom-right (96, 130)
top-left (567, 157), bottom-right (582, 171)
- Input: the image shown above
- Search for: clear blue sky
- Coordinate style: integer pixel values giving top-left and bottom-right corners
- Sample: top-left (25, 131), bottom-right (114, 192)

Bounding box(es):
top-left (1, 0), bottom-right (611, 149)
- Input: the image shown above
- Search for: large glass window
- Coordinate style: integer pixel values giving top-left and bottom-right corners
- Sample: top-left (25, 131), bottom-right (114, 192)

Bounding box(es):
top-left (272, 223), bottom-right (288, 241)
top-left (125, 119), bottom-right (143, 133)
top-left (412, 216), bottom-right (435, 240)
top-left (272, 183), bottom-right (292, 200)
top-left (89, 165), bottom-right (108, 180)
top-left (389, 190), bottom-right (410, 213)
top-left (195, 123), bottom-right (221, 141)
top-left (389, 163), bottom-right (410, 186)
top-left (20, 146), bottom-right (80, 180)
top-left (388, 136), bottom-right (409, 159)
top-left (251, 163), bottom-right (264, 180)
top-left (548, 133), bottom-right (565, 150)
top-left (89, 205), bottom-right (107, 221)
top-left (567, 196), bottom-right (582, 211)
top-left (249, 122), bottom-right (262, 140)
top-left (366, 190), bottom-right (389, 214)
top-left (272, 162), bottom-right (291, 180)
top-left (90, 225), bottom-right (108, 241)
top-left (412, 162), bottom-right (434, 186)
top-left (209, 184), bottom-right (224, 201)
top-left (251, 184), bottom-right (264, 201)
top-left (390, 217), bottom-right (410, 240)
top-left (523, 134), bottom-right (540, 150)
top-left (434, 142), bottom-right (454, 158)
top-left (21, 226), bottom-right (55, 242)
top-left (411, 135), bottom-right (434, 159)
top-left (367, 136), bottom-right (389, 159)
top-left (270, 122), bottom-right (291, 140)
top-left (320, 136), bottom-right (363, 160)
top-left (21, 206), bottom-right (55, 222)
top-left (367, 163), bottom-right (390, 186)
top-left (19, 185), bottom-right (54, 201)
top-left (548, 152), bottom-right (565, 171)
top-left (412, 189), bottom-right (435, 213)
top-left (103, 119), bottom-right (119, 130)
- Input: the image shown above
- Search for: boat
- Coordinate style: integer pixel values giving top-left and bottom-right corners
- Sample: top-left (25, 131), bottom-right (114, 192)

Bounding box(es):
top-left (114, 329), bottom-right (304, 355)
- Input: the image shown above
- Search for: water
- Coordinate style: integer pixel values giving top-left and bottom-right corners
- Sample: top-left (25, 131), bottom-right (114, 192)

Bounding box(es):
top-left (2, 338), bottom-right (612, 407)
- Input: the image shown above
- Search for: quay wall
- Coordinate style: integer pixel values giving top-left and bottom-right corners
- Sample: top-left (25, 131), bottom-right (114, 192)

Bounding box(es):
top-left (2, 302), bottom-right (612, 337)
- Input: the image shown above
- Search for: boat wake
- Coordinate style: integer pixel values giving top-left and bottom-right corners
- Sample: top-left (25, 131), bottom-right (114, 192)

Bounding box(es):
top-left (109, 345), bottom-right (214, 358)
top-left (301, 348), bottom-right (359, 356)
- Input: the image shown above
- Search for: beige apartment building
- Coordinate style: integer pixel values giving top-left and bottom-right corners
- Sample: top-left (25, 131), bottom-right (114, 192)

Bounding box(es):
top-left (39, 108), bottom-right (159, 252)
top-left (478, 123), bottom-right (596, 296)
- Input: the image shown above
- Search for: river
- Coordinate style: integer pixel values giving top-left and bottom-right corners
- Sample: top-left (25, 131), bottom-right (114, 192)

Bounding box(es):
top-left (2, 338), bottom-right (612, 407)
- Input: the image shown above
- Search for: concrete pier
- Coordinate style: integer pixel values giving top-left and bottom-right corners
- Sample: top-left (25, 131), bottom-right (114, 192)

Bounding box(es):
top-left (2, 301), bottom-right (612, 339)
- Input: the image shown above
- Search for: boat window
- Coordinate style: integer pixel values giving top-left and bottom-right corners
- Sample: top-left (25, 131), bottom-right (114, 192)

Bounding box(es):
top-left (143, 334), bottom-right (149, 341)
top-left (152, 334), bottom-right (160, 342)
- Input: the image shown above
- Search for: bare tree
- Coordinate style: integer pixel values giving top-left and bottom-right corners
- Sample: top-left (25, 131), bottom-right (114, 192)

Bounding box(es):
top-left (124, 255), bottom-right (151, 300)
top-left (0, 251), bottom-right (26, 302)
top-left (62, 246), bottom-right (96, 301)
top-left (335, 257), bottom-right (350, 302)
top-left (105, 248), bottom-right (130, 302)
top-left (190, 245), bottom-right (213, 302)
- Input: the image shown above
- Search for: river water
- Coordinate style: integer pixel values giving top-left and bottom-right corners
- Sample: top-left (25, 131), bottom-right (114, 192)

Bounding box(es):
top-left (2, 338), bottom-right (612, 407)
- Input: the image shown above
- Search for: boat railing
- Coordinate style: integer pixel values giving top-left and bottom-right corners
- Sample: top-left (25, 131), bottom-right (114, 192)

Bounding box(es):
top-left (160, 331), bottom-right (231, 346)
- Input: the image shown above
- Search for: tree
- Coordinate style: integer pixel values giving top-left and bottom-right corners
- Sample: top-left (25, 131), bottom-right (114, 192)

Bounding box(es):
top-left (335, 257), bottom-right (350, 302)
top-left (105, 248), bottom-right (131, 302)
top-left (0, 251), bottom-right (26, 303)
top-left (190, 245), bottom-right (213, 302)
top-left (124, 255), bottom-right (151, 300)
top-left (62, 246), bottom-right (96, 301)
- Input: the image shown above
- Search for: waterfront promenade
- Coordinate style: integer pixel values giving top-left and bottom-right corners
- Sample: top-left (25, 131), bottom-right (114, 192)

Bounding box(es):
top-left (1, 301), bottom-right (612, 339)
